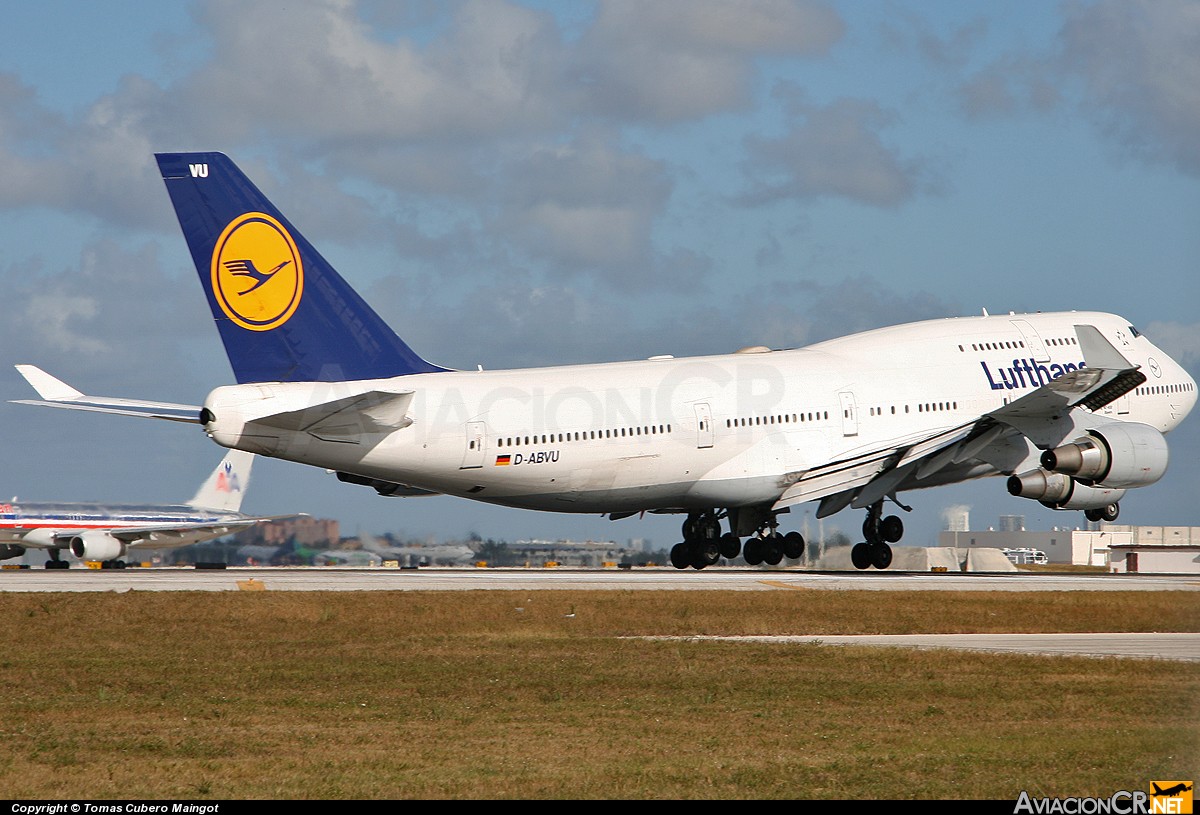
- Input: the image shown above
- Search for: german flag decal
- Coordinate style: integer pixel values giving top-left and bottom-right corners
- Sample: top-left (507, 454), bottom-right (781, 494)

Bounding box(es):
top-left (495, 455), bottom-right (511, 466)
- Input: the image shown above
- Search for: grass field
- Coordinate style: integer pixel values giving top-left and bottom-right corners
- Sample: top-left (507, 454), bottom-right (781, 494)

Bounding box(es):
top-left (0, 589), bottom-right (1196, 800)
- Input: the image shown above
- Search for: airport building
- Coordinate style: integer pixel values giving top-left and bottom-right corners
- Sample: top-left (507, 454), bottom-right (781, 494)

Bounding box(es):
top-left (506, 539), bottom-right (629, 568)
top-left (1104, 525), bottom-right (1200, 574)
top-left (938, 523), bottom-right (1200, 573)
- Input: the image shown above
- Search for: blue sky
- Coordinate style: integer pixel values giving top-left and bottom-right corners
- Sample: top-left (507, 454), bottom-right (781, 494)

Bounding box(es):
top-left (1, 0), bottom-right (1197, 552)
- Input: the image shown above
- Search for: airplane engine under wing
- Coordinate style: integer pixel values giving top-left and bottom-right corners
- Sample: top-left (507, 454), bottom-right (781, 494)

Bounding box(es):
top-left (0, 544), bottom-right (26, 560)
top-left (68, 531), bottom-right (126, 562)
top-left (1007, 470), bottom-right (1127, 510)
top-left (1040, 422), bottom-right (1169, 489)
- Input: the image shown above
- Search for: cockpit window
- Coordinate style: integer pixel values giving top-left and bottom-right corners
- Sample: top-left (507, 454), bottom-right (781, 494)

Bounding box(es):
top-left (1128, 326), bottom-right (1141, 338)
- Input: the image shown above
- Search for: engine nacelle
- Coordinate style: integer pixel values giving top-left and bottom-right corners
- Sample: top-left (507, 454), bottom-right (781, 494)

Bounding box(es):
top-left (0, 544), bottom-right (26, 561)
top-left (68, 531), bottom-right (126, 562)
top-left (1039, 422), bottom-right (1168, 489)
top-left (1007, 470), bottom-right (1127, 510)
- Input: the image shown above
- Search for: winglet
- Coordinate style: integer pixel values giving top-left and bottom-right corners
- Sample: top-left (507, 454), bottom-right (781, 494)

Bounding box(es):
top-left (14, 365), bottom-right (83, 401)
top-left (187, 449), bottom-right (255, 512)
top-left (1075, 325), bottom-right (1136, 371)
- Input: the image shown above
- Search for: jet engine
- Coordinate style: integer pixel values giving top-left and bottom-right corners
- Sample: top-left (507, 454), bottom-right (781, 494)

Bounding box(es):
top-left (0, 544), bottom-right (26, 561)
top-left (1007, 470), bottom-right (1126, 511)
top-left (68, 531), bottom-right (126, 562)
top-left (1039, 422), bottom-right (1168, 489)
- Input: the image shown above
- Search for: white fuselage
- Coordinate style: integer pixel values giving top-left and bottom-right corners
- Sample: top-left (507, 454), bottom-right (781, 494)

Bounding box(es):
top-left (0, 503), bottom-right (245, 547)
top-left (202, 312), bottom-right (1197, 514)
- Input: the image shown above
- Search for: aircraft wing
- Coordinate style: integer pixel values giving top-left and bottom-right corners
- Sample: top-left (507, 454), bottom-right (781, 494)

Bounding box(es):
top-left (11, 365), bottom-right (203, 423)
top-left (773, 324), bottom-right (1146, 517)
top-left (107, 514), bottom-right (308, 546)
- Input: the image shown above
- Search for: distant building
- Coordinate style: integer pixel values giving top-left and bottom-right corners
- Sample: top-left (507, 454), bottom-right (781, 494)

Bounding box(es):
top-left (940, 529), bottom-right (1091, 565)
top-left (942, 506), bottom-right (970, 532)
top-left (1105, 526), bottom-right (1200, 574)
top-left (998, 515), bottom-right (1025, 532)
top-left (507, 539), bottom-right (627, 567)
top-left (939, 524), bottom-right (1200, 573)
top-left (236, 517), bottom-right (340, 547)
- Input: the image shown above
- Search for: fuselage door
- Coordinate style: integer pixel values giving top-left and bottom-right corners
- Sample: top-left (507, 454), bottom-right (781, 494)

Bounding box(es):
top-left (461, 421), bottom-right (486, 469)
top-left (839, 392), bottom-right (859, 437)
top-left (1012, 319), bottom-right (1050, 363)
top-left (694, 403), bottom-right (714, 449)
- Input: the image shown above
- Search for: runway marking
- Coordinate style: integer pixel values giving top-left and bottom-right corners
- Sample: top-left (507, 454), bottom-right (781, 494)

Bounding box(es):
top-left (758, 580), bottom-right (811, 590)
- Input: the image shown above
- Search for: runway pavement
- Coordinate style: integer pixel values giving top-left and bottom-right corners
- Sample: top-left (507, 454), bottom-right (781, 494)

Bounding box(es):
top-left (1, 564), bottom-right (1198, 593)
top-left (4, 566), bottom-right (1197, 662)
top-left (653, 633), bottom-right (1200, 662)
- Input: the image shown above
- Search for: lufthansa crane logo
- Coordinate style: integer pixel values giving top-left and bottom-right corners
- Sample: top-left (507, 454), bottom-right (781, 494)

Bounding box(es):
top-left (211, 212), bottom-right (303, 331)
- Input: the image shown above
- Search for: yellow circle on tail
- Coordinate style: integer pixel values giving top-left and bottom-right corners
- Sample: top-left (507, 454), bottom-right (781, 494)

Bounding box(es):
top-left (211, 212), bottom-right (303, 331)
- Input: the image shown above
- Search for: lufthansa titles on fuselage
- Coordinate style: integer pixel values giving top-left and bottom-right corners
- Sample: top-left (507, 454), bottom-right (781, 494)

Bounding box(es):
top-left (981, 357), bottom-right (1086, 391)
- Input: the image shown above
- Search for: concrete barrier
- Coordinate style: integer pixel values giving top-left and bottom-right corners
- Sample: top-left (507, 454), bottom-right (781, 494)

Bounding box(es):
top-left (811, 545), bottom-right (1017, 572)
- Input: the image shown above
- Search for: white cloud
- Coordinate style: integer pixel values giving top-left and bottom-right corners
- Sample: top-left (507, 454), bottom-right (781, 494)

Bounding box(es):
top-left (1059, 0), bottom-right (1200, 175)
top-left (1145, 321), bottom-right (1200, 373)
top-left (741, 95), bottom-right (926, 207)
top-left (575, 0), bottom-right (844, 122)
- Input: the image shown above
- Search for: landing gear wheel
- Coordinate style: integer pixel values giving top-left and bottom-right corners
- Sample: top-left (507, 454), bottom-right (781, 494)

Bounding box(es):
top-left (881, 515), bottom-right (904, 544)
top-left (718, 532), bottom-right (741, 560)
top-left (44, 560), bottom-right (69, 570)
top-left (862, 516), bottom-right (880, 544)
top-left (683, 514), bottom-right (721, 542)
top-left (743, 537), bottom-right (764, 566)
top-left (782, 531), bottom-right (805, 560)
top-left (681, 517), bottom-right (699, 540)
top-left (692, 539), bottom-right (720, 570)
top-left (851, 542), bottom-right (872, 570)
top-left (763, 534), bottom-right (784, 566)
top-left (1102, 503), bottom-right (1119, 522)
top-left (670, 542), bottom-right (691, 570)
top-left (870, 542), bottom-right (893, 570)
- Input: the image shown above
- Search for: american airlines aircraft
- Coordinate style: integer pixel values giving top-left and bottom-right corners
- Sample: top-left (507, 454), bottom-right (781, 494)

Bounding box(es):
top-left (0, 448), bottom-right (282, 568)
top-left (13, 152), bottom-right (1198, 570)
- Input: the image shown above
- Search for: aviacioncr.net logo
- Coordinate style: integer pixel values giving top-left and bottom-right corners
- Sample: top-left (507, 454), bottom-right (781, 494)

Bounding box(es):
top-left (211, 212), bottom-right (303, 331)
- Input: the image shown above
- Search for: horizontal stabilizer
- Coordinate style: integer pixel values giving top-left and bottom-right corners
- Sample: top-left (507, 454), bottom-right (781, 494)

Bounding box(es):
top-left (12, 365), bottom-right (202, 423)
top-left (249, 390), bottom-right (416, 442)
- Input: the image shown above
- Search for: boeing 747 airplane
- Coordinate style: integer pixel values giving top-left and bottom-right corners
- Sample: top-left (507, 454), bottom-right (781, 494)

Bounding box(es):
top-left (13, 152), bottom-right (1197, 570)
top-left (0, 448), bottom-right (286, 568)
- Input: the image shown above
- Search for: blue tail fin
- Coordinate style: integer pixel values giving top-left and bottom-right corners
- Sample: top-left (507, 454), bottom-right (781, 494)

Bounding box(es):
top-left (155, 152), bottom-right (446, 384)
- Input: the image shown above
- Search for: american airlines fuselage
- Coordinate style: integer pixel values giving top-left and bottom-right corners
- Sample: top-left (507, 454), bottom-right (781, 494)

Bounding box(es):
top-left (201, 311), bottom-right (1196, 518)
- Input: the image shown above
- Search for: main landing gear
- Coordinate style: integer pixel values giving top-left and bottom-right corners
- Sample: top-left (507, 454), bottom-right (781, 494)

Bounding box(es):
top-left (850, 501), bottom-right (904, 570)
top-left (741, 518), bottom-right (805, 567)
top-left (670, 512), bottom-right (805, 570)
top-left (44, 549), bottom-right (70, 569)
top-left (670, 513), bottom-right (734, 570)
